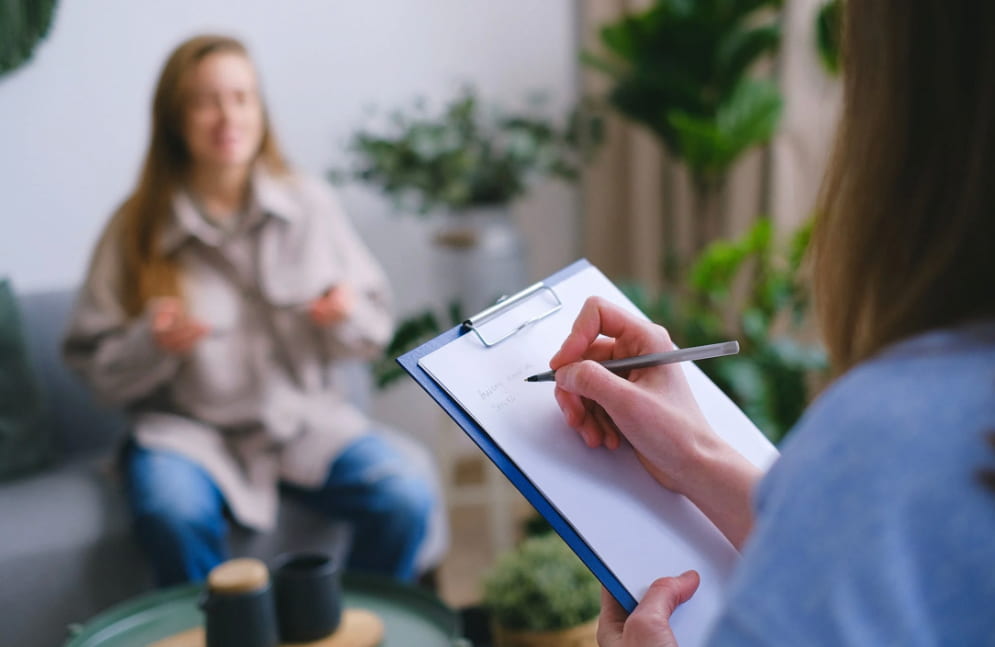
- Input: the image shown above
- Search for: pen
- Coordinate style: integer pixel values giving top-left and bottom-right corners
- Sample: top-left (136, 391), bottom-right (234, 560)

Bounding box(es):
top-left (524, 340), bottom-right (740, 383)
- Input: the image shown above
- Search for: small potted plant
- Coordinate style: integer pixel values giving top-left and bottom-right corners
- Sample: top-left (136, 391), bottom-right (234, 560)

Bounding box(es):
top-left (482, 533), bottom-right (601, 647)
top-left (341, 85), bottom-right (593, 217)
top-left (337, 86), bottom-right (599, 317)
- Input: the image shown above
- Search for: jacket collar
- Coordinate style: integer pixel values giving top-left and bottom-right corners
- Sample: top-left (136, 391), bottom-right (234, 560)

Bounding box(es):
top-left (159, 164), bottom-right (302, 254)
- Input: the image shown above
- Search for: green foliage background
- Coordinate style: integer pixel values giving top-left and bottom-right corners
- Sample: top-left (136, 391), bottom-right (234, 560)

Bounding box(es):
top-left (623, 218), bottom-right (826, 443)
top-left (0, 0), bottom-right (58, 77)
top-left (337, 88), bottom-right (600, 214)
top-left (583, 0), bottom-right (783, 192)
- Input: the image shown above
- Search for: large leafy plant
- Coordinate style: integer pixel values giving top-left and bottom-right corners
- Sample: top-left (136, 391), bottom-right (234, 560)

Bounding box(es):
top-left (584, 0), bottom-right (783, 257)
top-left (584, 0), bottom-right (782, 191)
top-left (338, 87), bottom-right (598, 214)
top-left (625, 218), bottom-right (826, 443)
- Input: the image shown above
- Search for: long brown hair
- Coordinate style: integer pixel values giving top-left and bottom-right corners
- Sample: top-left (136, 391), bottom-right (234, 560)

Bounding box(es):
top-left (115, 34), bottom-right (287, 316)
top-left (812, 1), bottom-right (995, 374)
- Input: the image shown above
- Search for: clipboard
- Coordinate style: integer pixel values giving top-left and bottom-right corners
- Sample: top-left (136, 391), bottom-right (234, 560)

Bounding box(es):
top-left (398, 259), bottom-right (778, 641)
top-left (398, 259), bottom-right (637, 602)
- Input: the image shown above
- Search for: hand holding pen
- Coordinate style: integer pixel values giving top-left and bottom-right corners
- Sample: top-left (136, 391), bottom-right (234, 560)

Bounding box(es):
top-left (546, 297), bottom-right (753, 493)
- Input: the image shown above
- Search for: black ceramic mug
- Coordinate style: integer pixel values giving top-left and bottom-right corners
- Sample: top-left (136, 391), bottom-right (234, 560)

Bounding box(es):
top-left (199, 558), bottom-right (279, 647)
top-left (272, 552), bottom-right (343, 642)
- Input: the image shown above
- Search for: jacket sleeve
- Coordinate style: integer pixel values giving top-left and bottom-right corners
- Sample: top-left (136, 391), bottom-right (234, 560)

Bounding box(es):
top-left (61, 218), bottom-right (181, 407)
top-left (313, 183), bottom-right (394, 361)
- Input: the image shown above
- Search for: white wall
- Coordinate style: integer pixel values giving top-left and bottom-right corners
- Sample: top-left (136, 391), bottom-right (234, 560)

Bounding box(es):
top-left (0, 0), bottom-right (580, 315)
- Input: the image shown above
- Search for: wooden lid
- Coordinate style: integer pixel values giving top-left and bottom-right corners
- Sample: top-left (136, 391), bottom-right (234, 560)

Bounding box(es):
top-left (206, 558), bottom-right (270, 594)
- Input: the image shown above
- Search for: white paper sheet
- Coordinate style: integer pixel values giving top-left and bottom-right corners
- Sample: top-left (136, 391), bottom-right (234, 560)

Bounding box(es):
top-left (419, 265), bottom-right (778, 646)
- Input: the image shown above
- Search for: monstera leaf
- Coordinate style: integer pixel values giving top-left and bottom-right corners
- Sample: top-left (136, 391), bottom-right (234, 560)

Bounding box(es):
top-left (0, 0), bottom-right (58, 77)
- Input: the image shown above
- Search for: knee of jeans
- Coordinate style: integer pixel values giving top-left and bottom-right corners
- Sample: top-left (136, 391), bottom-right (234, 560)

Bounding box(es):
top-left (372, 475), bottom-right (434, 526)
top-left (133, 489), bottom-right (222, 533)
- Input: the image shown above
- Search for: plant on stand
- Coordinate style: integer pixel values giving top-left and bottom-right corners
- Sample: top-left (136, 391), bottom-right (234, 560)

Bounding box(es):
top-left (338, 87), bottom-right (599, 387)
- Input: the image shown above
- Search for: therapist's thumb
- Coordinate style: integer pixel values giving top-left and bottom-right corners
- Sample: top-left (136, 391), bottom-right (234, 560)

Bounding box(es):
top-left (555, 360), bottom-right (634, 408)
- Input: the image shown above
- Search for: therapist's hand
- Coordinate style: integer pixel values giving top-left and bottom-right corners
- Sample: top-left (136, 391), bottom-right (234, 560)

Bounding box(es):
top-left (598, 571), bottom-right (700, 647)
top-left (549, 296), bottom-right (716, 494)
top-left (550, 296), bottom-right (762, 548)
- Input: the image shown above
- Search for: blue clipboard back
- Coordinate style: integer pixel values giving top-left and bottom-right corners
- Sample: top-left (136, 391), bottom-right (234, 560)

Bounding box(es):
top-left (396, 259), bottom-right (638, 612)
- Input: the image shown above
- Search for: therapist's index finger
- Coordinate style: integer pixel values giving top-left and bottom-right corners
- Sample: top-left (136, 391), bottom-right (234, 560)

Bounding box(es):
top-left (550, 297), bottom-right (650, 368)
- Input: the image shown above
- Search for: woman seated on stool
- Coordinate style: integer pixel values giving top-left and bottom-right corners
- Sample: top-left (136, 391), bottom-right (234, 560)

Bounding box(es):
top-left (63, 34), bottom-right (433, 587)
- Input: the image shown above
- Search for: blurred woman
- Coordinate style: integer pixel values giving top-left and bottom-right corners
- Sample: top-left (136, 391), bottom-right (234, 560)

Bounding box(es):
top-left (64, 34), bottom-right (433, 586)
top-left (551, 2), bottom-right (995, 644)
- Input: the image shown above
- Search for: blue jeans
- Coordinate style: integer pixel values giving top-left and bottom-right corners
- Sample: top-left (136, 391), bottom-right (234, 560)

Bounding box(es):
top-left (123, 434), bottom-right (433, 587)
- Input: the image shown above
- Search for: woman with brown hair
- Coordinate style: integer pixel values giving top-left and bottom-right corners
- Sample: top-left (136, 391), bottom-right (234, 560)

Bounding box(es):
top-left (63, 35), bottom-right (433, 586)
top-left (552, 1), bottom-right (995, 644)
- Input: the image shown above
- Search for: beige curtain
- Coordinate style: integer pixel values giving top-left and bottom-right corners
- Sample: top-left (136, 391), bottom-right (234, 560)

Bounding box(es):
top-left (579, 0), bottom-right (841, 288)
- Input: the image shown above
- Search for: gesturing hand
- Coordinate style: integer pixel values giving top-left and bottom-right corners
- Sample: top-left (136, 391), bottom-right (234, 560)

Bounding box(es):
top-left (597, 571), bottom-right (700, 647)
top-left (308, 284), bottom-right (355, 327)
top-left (149, 297), bottom-right (209, 355)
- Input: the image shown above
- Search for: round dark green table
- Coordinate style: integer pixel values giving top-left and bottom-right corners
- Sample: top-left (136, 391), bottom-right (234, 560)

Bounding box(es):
top-left (63, 573), bottom-right (466, 647)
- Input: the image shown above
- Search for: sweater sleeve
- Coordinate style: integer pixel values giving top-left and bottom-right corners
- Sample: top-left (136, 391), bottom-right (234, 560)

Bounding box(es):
top-left (312, 183), bottom-right (394, 361)
top-left (61, 219), bottom-right (181, 406)
top-left (705, 337), bottom-right (995, 646)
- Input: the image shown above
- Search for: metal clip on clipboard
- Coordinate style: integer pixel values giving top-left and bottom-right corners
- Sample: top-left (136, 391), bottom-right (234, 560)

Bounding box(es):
top-left (461, 281), bottom-right (563, 347)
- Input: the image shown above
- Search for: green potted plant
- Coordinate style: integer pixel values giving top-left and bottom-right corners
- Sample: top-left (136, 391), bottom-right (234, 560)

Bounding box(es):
top-left (583, 0), bottom-right (783, 272)
top-left (623, 217), bottom-right (827, 443)
top-left (482, 533), bottom-right (601, 647)
top-left (341, 86), bottom-right (594, 216)
top-left (338, 86), bottom-right (598, 317)
top-left (338, 87), bottom-right (599, 387)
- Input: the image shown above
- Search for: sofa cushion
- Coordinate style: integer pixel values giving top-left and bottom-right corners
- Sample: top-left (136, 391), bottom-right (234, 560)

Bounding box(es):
top-left (17, 287), bottom-right (128, 456)
top-left (0, 279), bottom-right (55, 480)
top-left (0, 455), bottom-right (152, 646)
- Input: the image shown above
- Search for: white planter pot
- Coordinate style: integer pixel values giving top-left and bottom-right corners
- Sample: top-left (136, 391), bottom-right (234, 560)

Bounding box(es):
top-left (431, 207), bottom-right (529, 318)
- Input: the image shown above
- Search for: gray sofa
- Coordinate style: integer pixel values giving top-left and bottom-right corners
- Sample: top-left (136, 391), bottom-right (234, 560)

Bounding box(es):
top-left (0, 288), bottom-right (447, 647)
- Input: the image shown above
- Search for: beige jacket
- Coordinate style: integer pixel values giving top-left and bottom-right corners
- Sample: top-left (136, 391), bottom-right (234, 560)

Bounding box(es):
top-left (63, 168), bottom-right (393, 530)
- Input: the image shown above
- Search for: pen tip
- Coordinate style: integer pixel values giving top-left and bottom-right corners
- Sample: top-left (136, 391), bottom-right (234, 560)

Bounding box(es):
top-left (524, 376), bottom-right (537, 382)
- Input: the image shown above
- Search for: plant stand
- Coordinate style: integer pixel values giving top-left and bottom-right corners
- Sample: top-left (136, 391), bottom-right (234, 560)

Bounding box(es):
top-left (431, 208), bottom-right (529, 317)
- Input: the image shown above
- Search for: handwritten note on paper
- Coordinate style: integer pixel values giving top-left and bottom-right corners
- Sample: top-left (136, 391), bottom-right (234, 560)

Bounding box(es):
top-left (418, 265), bottom-right (778, 647)
top-left (475, 363), bottom-right (537, 413)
